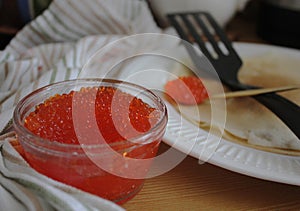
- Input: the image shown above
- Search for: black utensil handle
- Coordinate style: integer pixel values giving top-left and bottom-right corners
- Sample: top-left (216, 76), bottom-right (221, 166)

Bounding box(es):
top-left (253, 93), bottom-right (300, 139)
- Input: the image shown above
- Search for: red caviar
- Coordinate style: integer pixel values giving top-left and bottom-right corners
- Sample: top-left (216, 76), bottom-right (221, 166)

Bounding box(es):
top-left (22, 86), bottom-right (163, 204)
top-left (165, 76), bottom-right (208, 105)
top-left (25, 87), bottom-right (156, 145)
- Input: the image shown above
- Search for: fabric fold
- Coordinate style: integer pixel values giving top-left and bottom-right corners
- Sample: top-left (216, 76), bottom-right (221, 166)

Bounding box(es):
top-left (0, 134), bottom-right (124, 211)
top-left (0, 0), bottom-right (162, 210)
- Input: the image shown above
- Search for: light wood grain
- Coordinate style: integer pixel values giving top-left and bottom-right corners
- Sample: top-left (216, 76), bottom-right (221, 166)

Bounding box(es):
top-left (122, 143), bottom-right (300, 210)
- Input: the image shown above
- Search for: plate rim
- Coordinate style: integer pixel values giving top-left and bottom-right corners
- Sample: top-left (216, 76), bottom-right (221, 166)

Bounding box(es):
top-left (162, 42), bottom-right (300, 186)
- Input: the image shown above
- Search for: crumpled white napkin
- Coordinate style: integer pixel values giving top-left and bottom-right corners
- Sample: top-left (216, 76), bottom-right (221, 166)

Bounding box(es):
top-left (0, 132), bottom-right (124, 211)
top-left (0, 0), bottom-right (170, 210)
top-left (0, 0), bottom-right (162, 133)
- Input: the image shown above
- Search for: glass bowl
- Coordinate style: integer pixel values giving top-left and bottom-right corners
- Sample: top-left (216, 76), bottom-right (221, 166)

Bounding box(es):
top-left (13, 78), bottom-right (168, 204)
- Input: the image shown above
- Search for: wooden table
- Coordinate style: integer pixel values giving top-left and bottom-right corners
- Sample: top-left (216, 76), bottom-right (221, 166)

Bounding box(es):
top-left (123, 143), bottom-right (300, 210)
top-left (123, 5), bottom-right (300, 210)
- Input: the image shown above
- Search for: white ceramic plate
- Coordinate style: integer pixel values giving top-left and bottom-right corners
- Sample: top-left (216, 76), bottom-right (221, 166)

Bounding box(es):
top-left (162, 42), bottom-right (300, 186)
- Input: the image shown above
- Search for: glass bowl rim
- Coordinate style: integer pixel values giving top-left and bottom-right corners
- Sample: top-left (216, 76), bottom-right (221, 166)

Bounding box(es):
top-left (13, 78), bottom-right (168, 150)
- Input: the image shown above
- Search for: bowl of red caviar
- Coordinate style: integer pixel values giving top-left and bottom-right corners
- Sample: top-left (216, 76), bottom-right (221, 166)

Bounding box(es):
top-left (13, 78), bottom-right (168, 205)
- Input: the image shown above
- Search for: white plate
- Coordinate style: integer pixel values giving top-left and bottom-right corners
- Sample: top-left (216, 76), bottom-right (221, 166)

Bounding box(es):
top-left (162, 42), bottom-right (300, 186)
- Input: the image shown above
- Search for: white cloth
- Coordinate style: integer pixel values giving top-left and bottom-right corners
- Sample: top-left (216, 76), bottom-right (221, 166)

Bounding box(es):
top-left (0, 0), bottom-right (162, 132)
top-left (0, 0), bottom-right (167, 210)
top-left (0, 133), bottom-right (124, 211)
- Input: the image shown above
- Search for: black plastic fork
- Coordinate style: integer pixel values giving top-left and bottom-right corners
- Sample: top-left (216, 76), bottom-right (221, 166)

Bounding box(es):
top-left (168, 12), bottom-right (300, 140)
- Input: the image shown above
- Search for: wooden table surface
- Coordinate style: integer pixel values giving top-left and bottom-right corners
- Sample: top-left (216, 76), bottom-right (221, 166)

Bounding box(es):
top-left (122, 144), bottom-right (300, 211)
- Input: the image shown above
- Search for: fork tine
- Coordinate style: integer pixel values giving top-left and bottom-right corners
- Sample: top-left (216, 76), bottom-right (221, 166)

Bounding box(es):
top-left (168, 13), bottom-right (218, 78)
top-left (167, 14), bottom-right (191, 43)
top-left (192, 13), bottom-right (224, 57)
top-left (168, 12), bottom-right (242, 65)
top-left (201, 12), bottom-right (241, 61)
top-left (179, 14), bottom-right (213, 60)
top-left (168, 13), bottom-right (215, 61)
